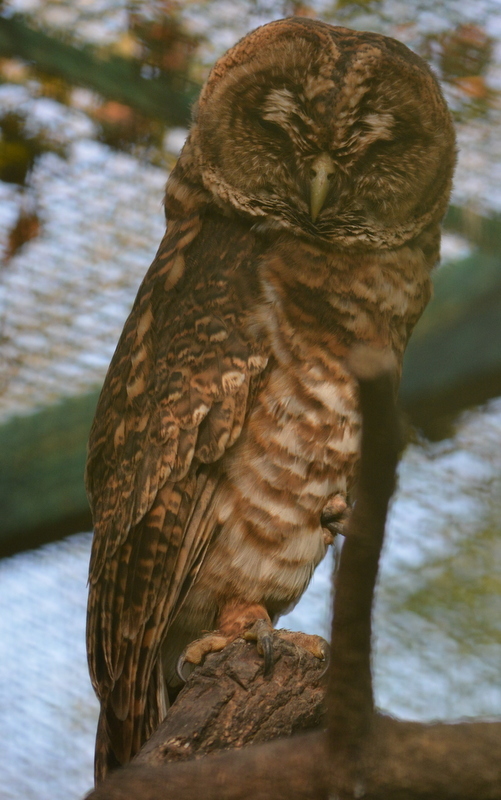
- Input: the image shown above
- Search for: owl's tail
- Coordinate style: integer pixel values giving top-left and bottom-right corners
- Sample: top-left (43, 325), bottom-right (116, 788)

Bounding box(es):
top-left (94, 655), bottom-right (167, 784)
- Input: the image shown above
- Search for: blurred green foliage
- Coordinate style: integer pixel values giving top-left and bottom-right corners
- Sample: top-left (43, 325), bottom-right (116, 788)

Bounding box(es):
top-left (406, 520), bottom-right (501, 651)
top-left (0, 111), bottom-right (65, 185)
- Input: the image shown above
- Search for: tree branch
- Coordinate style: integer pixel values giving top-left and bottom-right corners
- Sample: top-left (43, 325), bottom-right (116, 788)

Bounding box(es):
top-left (87, 715), bottom-right (501, 800)
top-left (135, 635), bottom-right (326, 766)
top-left (0, 15), bottom-right (197, 125)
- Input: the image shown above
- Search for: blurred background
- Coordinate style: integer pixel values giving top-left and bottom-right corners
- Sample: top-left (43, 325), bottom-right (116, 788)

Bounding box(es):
top-left (0, 1), bottom-right (500, 797)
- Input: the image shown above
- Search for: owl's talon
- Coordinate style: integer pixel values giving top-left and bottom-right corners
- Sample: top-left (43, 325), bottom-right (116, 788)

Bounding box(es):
top-left (176, 653), bottom-right (189, 684)
top-left (261, 635), bottom-right (274, 675)
top-left (319, 652), bottom-right (331, 680)
top-left (243, 618), bottom-right (275, 675)
top-left (319, 636), bottom-right (331, 680)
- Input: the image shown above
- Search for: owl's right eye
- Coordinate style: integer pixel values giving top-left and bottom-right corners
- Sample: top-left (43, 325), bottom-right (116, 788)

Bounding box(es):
top-left (254, 115), bottom-right (287, 137)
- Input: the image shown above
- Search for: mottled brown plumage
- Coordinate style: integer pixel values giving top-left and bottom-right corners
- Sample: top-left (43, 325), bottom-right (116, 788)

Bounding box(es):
top-left (86, 16), bottom-right (455, 782)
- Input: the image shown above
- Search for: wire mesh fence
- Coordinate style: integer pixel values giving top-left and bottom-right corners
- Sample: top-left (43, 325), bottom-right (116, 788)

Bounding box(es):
top-left (1, 3), bottom-right (501, 798)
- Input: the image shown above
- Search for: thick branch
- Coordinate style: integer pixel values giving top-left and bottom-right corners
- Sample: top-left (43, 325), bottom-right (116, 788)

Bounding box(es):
top-left (88, 716), bottom-right (501, 800)
top-left (135, 635), bottom-right (326, 766)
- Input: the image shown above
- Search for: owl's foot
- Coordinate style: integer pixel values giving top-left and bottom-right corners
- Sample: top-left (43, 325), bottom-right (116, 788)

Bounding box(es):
top-left (177, 602), bottom-right (328, 682)
top-left (321, 493), bottom-right (351, 542)
top-left (244, 624), bottom-right (327, 675)
top-left (177, 602), bottom-right (273, 681)
top-left (277, 630), bottom-right (328, 660)
top-left (176, 633), bottom-right (230, 681)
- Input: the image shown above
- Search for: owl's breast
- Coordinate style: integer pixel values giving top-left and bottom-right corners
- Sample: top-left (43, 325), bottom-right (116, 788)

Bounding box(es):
top-left (182, 239), bottom-right (431, 626)
top-left (232, 351), bottom-right (361, 520)
top-left (185, 326), bottom-right (361, 623)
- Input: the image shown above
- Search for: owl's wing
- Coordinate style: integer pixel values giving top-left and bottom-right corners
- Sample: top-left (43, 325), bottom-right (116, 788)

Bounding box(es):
top-left (86, 210), bottom-right (269, 776)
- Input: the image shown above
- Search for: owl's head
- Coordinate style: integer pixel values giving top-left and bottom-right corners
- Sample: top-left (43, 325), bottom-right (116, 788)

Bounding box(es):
top-left (168, 17), bottom-right (455, 250)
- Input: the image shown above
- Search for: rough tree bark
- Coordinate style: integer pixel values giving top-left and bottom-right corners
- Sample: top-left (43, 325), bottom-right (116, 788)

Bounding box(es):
top-left (87, 347), bottom-right (501, 800)
top-left (135, 635), bottom-right (327, 766)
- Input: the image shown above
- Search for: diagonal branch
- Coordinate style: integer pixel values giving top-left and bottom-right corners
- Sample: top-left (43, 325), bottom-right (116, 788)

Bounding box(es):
top-left (0, 15), bottom-right (197, 125)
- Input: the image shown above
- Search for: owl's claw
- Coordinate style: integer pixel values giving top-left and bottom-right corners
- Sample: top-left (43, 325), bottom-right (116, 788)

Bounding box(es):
top-left (319, 649), bottom-right (331, 679)
top-left (244, 625), bottom-right (328, 676)
top-left (176, 653), bottom-right (189, 684)
top-left (243, 618), bottom-right (274, 675)
top-left (260, 632), bottom-right (274, 675)
top-left (176, 625), bottom-right (328, 684)
top-left (175, 601), bottom-right (326, 686)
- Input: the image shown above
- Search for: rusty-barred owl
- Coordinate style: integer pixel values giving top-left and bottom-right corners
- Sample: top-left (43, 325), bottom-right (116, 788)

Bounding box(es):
top-left (86, 16), bottom-right (455, 782)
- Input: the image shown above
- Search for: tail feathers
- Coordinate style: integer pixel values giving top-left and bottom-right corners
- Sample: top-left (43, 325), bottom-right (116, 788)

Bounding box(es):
top-left (94, 708), bottom-right (122, 785)
top-left (94, 658), bottom-right (167, 785)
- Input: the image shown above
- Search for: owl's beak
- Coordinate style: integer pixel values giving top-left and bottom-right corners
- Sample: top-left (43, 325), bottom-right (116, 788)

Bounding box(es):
top-left (309, 153), bottom-right (334, 223)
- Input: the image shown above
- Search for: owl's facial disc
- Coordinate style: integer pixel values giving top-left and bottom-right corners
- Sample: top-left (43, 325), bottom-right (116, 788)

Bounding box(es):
top-left (185, 19), bottom-right (455, 248)
top-left (309, 153), bottom-right (335, 222)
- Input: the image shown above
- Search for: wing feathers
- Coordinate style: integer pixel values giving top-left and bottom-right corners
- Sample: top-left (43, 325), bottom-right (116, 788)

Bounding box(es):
top-left (86, 213), bottom-right (270, 778)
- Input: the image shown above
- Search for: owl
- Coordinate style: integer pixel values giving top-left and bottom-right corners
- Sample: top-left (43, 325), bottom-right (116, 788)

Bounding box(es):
top-left (86, 16), bottom-right (455, 782)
